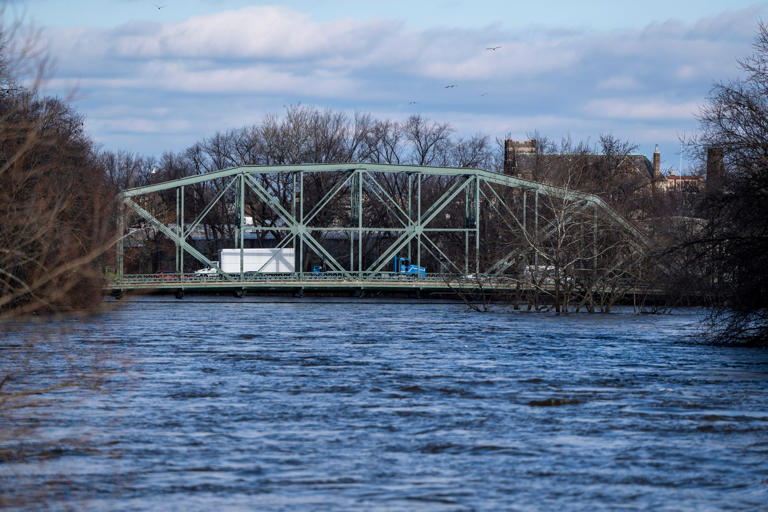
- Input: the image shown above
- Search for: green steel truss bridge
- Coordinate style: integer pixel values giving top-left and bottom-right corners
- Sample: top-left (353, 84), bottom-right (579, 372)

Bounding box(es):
top-left (113, 163), bottom-right (650, 298)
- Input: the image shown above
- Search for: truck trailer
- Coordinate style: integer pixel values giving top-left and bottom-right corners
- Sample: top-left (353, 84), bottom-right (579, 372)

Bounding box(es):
top-left (218, 248), bottom-right (296, 273)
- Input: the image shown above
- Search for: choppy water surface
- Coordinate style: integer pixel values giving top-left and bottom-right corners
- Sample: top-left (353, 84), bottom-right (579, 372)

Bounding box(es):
top-left (2, 299), bottom-right (767, 510)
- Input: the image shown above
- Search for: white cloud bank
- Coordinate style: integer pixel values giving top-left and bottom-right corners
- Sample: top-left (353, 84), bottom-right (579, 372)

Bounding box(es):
top-left (584, 99), bottom-right (701, 120)
top-left (37, 4), bottom-right (764, 165)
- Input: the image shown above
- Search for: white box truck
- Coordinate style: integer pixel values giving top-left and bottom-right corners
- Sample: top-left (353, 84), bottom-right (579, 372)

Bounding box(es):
top-left (219, 248), bottom-right (295, 273)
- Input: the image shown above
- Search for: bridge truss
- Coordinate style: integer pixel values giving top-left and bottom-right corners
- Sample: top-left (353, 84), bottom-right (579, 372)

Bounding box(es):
top-left (114, 163), bottom-right (649, 296)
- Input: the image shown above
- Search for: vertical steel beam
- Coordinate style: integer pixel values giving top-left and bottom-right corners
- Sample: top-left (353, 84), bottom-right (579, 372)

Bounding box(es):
top-left (522, 188), bottom-right (527, 273)
top-left (534, 190), bottom-right (539, 267)
top-left (358, 170), bottom-right (363, 278)
top-left (408, 173), bottom-right (412, 262)
top-left (464, 230), bottom-right (469, 273)
top-left (180, 186), bottom-right (185, 283)
top-left (293, 172), bottom-right (297, 271)
top-left (239, 172), bottom-right (245, 281)
top-left (300, 171), bottom-right (304, 279)
top-left (464, 176), bottom-right (470, 274)
top-left (475, 175), bottom-right (480, 275)
top-left (593, 204), bottom-right (598, 273)
top-left (117, 200), bottom-right (124, 280)
top-left (234, 176), bottom-right (240, 250)
top-left (175, 187), bottom-right (180, 273)
top-left (417, 173), bottom-right (422, 271)
top-left (522, 189), bottom-right (526, 233)
top-left (351, 171), bottom-right (356, 271)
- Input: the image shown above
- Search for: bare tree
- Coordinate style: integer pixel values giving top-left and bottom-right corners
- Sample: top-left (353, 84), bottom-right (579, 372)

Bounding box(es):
top-left (97, 150), bottom-right (156, 191)
top-left (0, 17), bottom-right (124, 508)
top-left (450, 134), bottom-right (494, 168)
top-left (402, 114), bottom-right (453, 166)
top-left (668, 23), bottom-right (768, 345)
top-left (0, 58), bottom-right (115, 317)
top-left (365, 119), bottom-right (403, 164)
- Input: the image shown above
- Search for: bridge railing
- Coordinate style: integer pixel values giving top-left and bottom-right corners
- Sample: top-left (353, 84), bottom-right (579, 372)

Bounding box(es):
top-left (108, 272), bottom-right (661, 297)
top-left (113, 272), bottom-right (521, 286)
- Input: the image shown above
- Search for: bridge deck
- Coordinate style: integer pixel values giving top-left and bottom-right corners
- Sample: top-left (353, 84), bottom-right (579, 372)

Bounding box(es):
top-left (111, 272), bottom-right (506, 291)
top-left (108, 273), bottom-right (660, 300)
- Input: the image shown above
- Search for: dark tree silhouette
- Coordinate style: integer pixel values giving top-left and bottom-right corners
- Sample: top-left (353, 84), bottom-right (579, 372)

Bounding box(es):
top-left (676, 23), bottom-right (768, 345)
top-left (0, 33), bottom-right (115, 319)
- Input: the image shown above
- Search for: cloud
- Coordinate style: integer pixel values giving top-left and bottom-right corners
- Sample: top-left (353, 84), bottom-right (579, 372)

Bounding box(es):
top-left (597, 75), bottom-right (641, 91)
top-left (35, 4), bottom-right (763, 161)
top-left (89, 116), bottom-right (194, 134)
top-left (110, 6), bottom-right (397, 60)
top-left (140, 61), bottom-right (362, 96)
top-left (583, 98), bottom-right (701, 120)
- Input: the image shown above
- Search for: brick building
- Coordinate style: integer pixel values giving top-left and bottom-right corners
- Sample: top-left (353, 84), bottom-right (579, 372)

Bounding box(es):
top-left (503, 139), bottom-right (722, 196)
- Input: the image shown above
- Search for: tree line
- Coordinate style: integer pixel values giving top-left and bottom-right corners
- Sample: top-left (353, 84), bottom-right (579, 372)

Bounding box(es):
top-left (2, 17), bottom-right (767, 344)
top-left (0, 22), bottom-right (115, 319)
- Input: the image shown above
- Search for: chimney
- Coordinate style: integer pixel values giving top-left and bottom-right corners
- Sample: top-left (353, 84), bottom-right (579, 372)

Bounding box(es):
top-left (504, 139), bottom-right (537, 175)
top-left (504, 139), bottom-right (516, 175)
top-left (652, 145), bottom-right (660, 181)
top-left (706, 146), bottom-right (724, 195)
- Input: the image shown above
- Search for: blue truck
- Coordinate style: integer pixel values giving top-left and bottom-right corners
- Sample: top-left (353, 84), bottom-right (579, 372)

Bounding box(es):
top-left (392, 256), bottom-right (426, 277)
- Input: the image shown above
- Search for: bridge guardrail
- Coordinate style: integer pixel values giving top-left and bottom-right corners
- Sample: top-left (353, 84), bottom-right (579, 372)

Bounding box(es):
top-left (109, 272), bottom-right (663, 299)
top-left (113, 272), bottom-right (523, 286)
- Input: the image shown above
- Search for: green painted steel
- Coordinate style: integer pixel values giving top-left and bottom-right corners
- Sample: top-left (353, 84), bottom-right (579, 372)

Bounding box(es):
top-left (114, 163), bottom-right (650, 292)
top-left (120, 164), bottom-right (647, 240)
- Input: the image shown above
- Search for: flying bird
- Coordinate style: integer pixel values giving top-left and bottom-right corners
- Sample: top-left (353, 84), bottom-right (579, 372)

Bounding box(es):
top-left (154, 3), bottom-right (165, 9)
top-left (408, 101), bottom-right (418, 105)
top-left (444, 84), bottom-right (457, 89)
top-left (486, 46), bottom-right (501, 51)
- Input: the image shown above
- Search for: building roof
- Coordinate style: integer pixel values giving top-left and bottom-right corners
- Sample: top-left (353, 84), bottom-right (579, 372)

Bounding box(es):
top-left (512, 152), bottom-right (655, 180)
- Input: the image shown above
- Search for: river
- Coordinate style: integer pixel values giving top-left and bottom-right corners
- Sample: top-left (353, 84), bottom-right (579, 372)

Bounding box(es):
top-left (1, 298), bottom-right (767, 510)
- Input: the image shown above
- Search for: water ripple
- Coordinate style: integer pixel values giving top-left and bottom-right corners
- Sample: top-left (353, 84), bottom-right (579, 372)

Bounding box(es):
top-left (2, 300), bottom-right (767, 511)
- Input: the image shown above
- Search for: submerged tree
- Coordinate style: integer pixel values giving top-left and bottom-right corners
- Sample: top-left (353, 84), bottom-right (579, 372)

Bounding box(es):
top-left (676, 23), bottom-right (768, 345)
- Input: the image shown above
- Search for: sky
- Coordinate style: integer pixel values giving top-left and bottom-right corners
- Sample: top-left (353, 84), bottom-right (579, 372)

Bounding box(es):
top-left (6, 0), bottom-right (766, 172)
